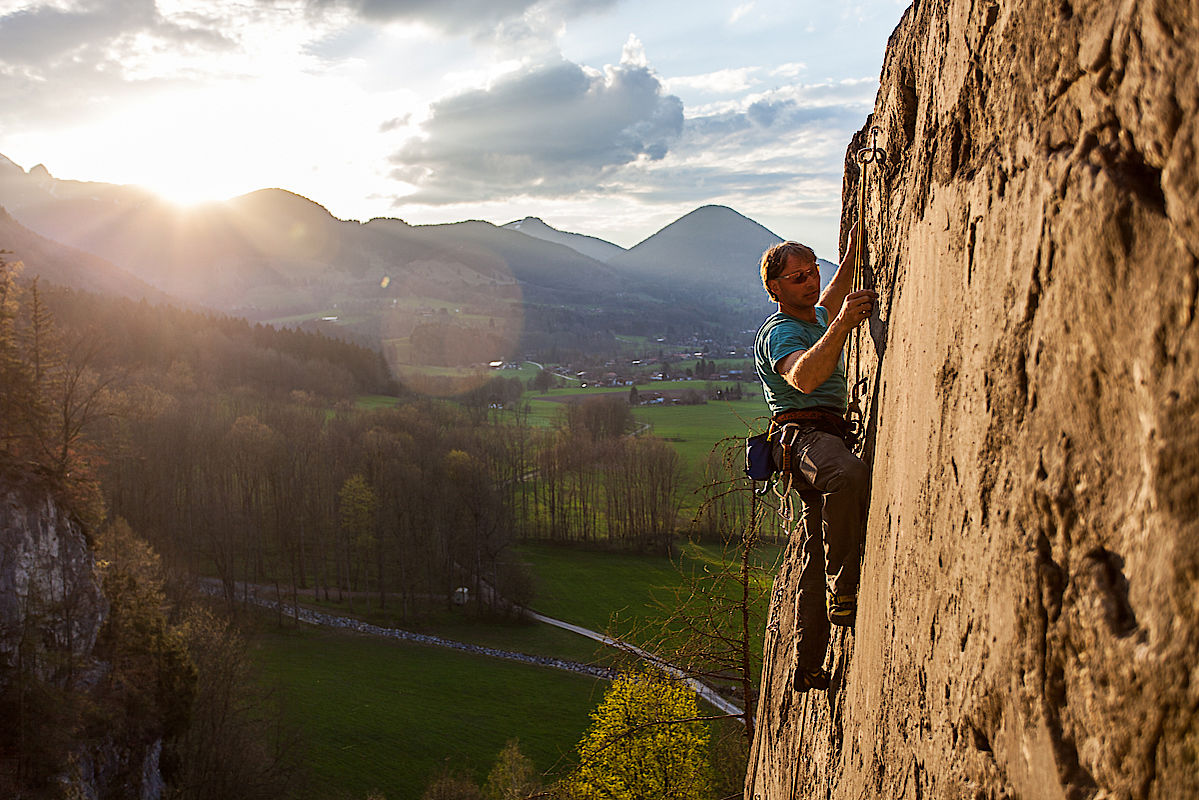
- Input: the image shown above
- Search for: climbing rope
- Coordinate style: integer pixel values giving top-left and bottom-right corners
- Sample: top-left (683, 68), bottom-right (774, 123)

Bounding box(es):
top-left (845, 126), bottom-right (885, 453)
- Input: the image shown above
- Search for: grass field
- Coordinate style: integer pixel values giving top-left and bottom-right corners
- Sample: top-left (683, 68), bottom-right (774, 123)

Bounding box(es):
top-left (252, 623), bottom-right (603, 800)
top-left (633, 396), bottom-right (769, 477)
top-left (246, 538), bottom-right (784, 800)
top-left (356, 394), bottom-right (404, 410)
top-left (286, 595), bottom-right (605, 665)
top-left (517, 543), bottom-right (686, 635)
top-left (521, 380), bottom-right (767, 440)
top-left (517, 540), bottom-right (784, 644)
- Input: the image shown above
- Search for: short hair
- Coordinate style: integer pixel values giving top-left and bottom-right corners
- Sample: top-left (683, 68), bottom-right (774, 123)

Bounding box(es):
top-left (760, 241), bottom-right (817, 301)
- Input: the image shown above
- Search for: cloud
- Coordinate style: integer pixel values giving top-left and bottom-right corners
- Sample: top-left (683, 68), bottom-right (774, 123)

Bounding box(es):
top-left (573, 72), bottom-right (878, 249)
top-left (729, 2), bottom-right (754, 24)
top-left (0, 0), bottom-right (235, 72)
top-left (301, 0), bottom-right (620, 39)
top-left (308, 0), bottom-right (532, 28)
top-left (0, 1), bottom-right (227, 131)
top-left (769, 62), bottom-right (806, 79)
top-left (665, 67), bottom-right (759, 95)
top-left (389, 41), bottom-right (683, 202)
top-left (0, 0), bottom-right (350, 132)
top-left (379, 114), bottom-right (411, 132)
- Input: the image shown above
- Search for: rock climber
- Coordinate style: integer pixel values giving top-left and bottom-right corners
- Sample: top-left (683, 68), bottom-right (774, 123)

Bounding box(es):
top-left (753, 223), bottom-right (876, 692)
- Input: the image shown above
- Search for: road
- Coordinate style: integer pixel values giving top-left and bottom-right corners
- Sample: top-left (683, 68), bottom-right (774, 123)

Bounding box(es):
top-left (203, 578), bottom-right (744, 718)
top-left (526, 611), bottom-right (743, 717)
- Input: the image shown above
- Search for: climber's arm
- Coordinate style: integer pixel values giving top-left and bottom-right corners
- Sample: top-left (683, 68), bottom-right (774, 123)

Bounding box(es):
top-left (818, 222), bottom-right (860, 319)
top-left (776, 333), bottom-right (849, 394)
top-left (776, 290), bottom-right (876, 393)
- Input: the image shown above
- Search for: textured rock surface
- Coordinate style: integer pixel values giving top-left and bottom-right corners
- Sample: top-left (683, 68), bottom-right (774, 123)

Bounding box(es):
top-left (748, 1), bottom-right (1198, 798)
top-left (1, 478), bottom-right (165, 800)
top-left (0, 478), bottom-right (107, 681)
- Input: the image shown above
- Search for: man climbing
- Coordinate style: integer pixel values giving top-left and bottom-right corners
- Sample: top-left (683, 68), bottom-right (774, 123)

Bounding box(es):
top-left (753, 224), bottom-right (876, 692)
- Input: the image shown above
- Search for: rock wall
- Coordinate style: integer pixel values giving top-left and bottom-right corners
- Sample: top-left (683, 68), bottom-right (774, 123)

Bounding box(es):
top-left (0, 478), bottom-right (107, 682)
top-left (1, 477), bottom-right (166, 800)
top-left (747, 1), bottom-right (1198, 798)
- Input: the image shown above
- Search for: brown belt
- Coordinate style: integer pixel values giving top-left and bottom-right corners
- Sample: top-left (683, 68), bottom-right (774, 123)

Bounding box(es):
top-left (770, 407), bottom-right (851, 464)
top-left (772, 407), bottom-right (846, 428)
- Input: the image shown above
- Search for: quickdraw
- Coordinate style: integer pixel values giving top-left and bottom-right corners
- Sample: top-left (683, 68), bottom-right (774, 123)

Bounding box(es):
top-left (845, 126), bottom-right (886, 454)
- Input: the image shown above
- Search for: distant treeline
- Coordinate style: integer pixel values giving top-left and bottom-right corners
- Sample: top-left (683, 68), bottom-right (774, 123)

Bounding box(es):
top-left (106, 393), bottom-right (533, 617)
top-left (42, 287), bottom-right (398, 400)
top-left (523, 398), bottom-right (681, 552)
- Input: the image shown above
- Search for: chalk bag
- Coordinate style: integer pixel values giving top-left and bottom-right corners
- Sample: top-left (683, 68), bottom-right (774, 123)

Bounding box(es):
top-left (745, 432), bottom-right (776, 494)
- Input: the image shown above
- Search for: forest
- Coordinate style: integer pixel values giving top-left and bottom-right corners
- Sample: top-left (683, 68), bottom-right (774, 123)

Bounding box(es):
top-left (3, 252), bottom-right (691, 605)
top-left (0, 250), bottom-right (763, 798)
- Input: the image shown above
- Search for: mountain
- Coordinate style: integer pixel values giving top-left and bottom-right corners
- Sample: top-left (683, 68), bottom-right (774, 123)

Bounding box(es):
top-left (370, 217), bottom-right (629, 302)
top-left (501, 216), bottom-right (627, 263)
top-left (816, 258), bottom-right (838, 289)
top-left (0, 158), bottom-right (161, 214)
top-left (0, 154), bottom-right (780, 361)
top-left (606, 205), bottom-right (783, 303)
top-left (0, 160), bottom-right (630, 311)
top-left (0, 206), bottom-right (167, 301)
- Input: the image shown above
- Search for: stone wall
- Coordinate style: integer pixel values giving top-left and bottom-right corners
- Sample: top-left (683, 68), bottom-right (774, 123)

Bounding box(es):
top-left (747, 1), bottom-right (1198, 798)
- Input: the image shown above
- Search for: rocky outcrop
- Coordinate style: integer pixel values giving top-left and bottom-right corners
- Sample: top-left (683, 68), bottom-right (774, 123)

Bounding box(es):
top-left (748, 1), bottom-right (1198, 798)
top-left (1, 477), bottom-right (167, 800)
top-left (0, 478), bottom-right (107, 684)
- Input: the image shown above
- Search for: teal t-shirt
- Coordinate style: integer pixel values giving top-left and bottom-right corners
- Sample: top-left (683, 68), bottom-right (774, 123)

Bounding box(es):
top-left (754, 307), bottom-right (847, 416)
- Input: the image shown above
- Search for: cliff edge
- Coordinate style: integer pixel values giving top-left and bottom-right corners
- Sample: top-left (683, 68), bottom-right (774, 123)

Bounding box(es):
top-left (748, 1), bottom-right (1198, 798)
top-left (1, 478), bottom-right (172, 799)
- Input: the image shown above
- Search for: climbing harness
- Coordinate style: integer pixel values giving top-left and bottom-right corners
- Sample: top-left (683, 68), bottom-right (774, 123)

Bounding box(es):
top-left (845, 126), bottom-right (886, 454)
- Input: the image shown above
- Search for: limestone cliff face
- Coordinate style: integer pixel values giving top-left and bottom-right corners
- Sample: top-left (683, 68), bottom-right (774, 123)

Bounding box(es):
top-left (747, 1), bottom-right (1198, 798)
top-left (0, 479), bottom-right (107, 683)
top-left (1, 478), bottom-right (166, 800)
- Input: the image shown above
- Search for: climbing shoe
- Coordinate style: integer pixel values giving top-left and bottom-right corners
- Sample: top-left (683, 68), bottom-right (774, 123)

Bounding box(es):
top-left (792, 667), bottom-right (830, 692)
top-left (829, 593), bottom-right (857, 627)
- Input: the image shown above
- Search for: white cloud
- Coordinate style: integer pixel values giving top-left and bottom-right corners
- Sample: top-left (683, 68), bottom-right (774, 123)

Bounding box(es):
top-left (389, 49), bottom-right (684, 203)
top-left (769, 61), bottom-right (806, 79)
top-left (300, 0), bottom-right (620, 41)
top-left (620, 33), bottom-right (647, 69)
top-left (665, 66), bottom-right (759, 95)
top-left (729, 2), bottom-right (754, 24)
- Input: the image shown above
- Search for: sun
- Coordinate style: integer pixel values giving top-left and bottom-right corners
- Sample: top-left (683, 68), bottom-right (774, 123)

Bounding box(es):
top-left (75, 104), bottom-right (263, 208)
top-left (135, 167), bottom-right (246, 208)
top-left (47, 73), bottom-right (407, 218)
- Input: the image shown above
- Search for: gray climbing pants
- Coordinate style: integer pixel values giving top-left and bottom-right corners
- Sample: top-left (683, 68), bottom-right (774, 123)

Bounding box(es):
top-left (774, 428), bottom-right (869, 671)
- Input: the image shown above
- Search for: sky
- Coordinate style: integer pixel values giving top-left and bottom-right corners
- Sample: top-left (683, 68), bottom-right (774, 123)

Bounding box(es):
top-left (0, 0), bottom-right (910, 257)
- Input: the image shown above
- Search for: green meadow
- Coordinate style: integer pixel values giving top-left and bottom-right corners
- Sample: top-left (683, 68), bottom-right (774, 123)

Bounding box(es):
top-left (517, 540), bottom-right (784, 659)
top-left (632, 396), bottom-right (769, 475)
top-left (248, 537), bottom-right (785, 799)
top-left (517, 543), bottom-right (687, 635)
top-left (281, 594), bottom-right (605, 665)
top-left (252, 623), bottom-right (602, 800)
top-left (522, 386), bottom-right (768, 517)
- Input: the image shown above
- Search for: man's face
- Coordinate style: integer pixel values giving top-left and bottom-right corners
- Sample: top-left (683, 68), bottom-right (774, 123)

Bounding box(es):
top-left (769, 253), bottom-right (821, 307)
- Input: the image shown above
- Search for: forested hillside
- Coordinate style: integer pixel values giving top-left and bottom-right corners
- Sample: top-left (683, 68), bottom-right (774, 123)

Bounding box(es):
top-left (4, 250), bottom-right (699, 615)
top-left (2, 241), bottom-right (770, 797)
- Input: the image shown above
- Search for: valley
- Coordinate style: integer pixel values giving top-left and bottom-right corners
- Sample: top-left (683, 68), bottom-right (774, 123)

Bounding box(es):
top-left (0, 157), bottom-right (789, 799)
